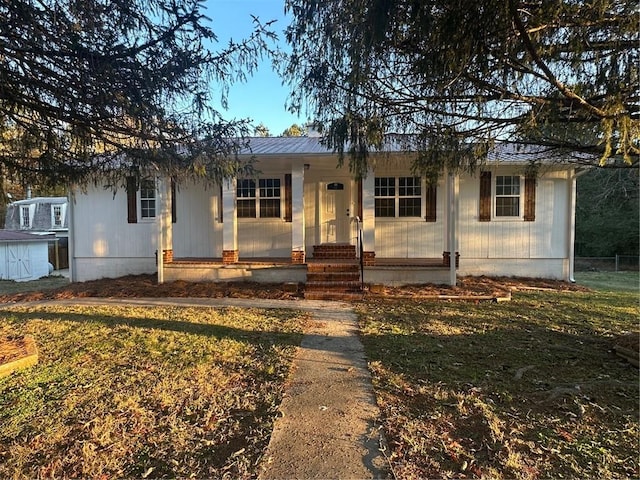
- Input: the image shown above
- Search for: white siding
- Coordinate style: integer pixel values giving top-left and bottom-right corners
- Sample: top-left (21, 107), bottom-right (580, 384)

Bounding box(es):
top-left (238, 220), bottom-right (292, 257)
top-left (72, 184), bottom-right (157, 281)
top-left (457, 168), bottom-right (571, 279)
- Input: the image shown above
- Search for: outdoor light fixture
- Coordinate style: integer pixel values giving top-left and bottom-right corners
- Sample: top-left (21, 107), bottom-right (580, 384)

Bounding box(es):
top-left (304, 163), bottom-right (310, 170)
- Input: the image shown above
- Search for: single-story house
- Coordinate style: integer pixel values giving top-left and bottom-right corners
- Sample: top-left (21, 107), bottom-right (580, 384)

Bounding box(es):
top-left (4, 197), bottom-right (69, 270)
top-left (67, 136), bottom-right (580, 291)
top-left (0, 230), bottom-right (53, 281)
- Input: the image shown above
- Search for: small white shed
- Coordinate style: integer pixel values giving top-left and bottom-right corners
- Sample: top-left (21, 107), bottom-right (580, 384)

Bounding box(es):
top-left (0, 231), bottom-right (52, 281)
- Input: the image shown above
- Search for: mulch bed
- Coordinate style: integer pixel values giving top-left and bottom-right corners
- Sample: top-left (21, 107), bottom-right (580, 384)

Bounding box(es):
top-left (0, 274), bottom-right (588, 305)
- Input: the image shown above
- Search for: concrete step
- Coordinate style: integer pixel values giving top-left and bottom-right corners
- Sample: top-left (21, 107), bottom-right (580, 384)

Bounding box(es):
top-left (303, 290), bottom-right (364, 301)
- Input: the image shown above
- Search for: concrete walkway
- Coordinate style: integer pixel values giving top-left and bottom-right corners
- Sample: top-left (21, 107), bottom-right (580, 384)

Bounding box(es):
top-left (7, 297), bottom-right (390, 479)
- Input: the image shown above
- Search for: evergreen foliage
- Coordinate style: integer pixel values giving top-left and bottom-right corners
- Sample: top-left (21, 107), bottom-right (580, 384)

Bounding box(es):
top-left (576, 167), bottom-right (639, 256)
top-left (0, 0), bottom-right (277, 190)
top-left (284, 0), bottom-right (639, 176)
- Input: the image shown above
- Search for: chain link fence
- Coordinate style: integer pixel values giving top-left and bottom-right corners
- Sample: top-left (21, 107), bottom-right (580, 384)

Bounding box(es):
top-left (575, 255), bottom-right (640, 272)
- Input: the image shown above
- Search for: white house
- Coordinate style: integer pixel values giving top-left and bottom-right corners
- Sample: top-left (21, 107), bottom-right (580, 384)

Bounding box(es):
top-left (68, 137), bottom-right (580, 291)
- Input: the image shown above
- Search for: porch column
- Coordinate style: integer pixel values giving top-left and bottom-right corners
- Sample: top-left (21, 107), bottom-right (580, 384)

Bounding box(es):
top-left (222, 179), bottom-right (238, 264)
top-left (444, 172), bottom-right (459, 286)
top-left (156, 176), bottom-right (173, 284)
top-left (291, 163), bottom-right (305, 264)
top-left (361, 168), bottom-right (376, 266)
top-left (568, 169), bottom-right (577, 282)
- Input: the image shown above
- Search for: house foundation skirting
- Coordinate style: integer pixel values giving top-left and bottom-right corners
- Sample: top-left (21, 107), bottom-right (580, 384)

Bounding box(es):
top-left (222, 250), bottom-right (239, 264)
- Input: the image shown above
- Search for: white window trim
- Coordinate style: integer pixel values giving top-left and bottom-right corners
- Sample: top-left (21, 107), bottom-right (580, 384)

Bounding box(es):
top-left (374, 176), bottom-right (423, 221)
top-left (51, 204), bottom-right (67, 229)
top-left (139, 179), bottom-right (157, 221)
top-left (20, 204), bottom-right (35, 229)
top-left (493, 174), bottom-right (524, 221)
top-left (237, 176), bottom-right (284, 220)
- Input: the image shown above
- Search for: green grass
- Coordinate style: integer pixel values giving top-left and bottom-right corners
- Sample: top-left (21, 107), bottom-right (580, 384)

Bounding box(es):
top-left (574, 271), bottom-right (639, 293)
top-left (358, 289), bottom-right (639, 479)
top-left (0, 276), bottom-right (69, 295)
top-left (0, 304), bottom-right (305, 479)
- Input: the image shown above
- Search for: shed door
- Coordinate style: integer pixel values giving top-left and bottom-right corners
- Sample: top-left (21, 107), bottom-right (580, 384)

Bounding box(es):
top-left (7, 244), bottom-right (32, 279)
top-left (323, 182), bottom-right (351, 244)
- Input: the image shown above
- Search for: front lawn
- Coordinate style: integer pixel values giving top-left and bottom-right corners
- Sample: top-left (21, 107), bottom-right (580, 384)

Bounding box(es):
top-left (359, 288), bottom-right (639, 479)
top-left (0, 304), bottom-right (305, 479)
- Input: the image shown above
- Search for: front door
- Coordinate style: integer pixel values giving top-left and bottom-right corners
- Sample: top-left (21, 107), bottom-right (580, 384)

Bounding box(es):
top-left (323, 181), bottom-right (350, 244)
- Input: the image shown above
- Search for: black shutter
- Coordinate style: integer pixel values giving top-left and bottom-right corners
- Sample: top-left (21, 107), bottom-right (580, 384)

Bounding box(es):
top-left (524, 175), bottom-right (536, 221)
top-left (126, 176), bottom-right (137, 223)
top-left (479, 171), bottom-right (492, 222)
top-left (425, 184), bottom-right (437, 222)
top-left (171, 177), bottom-right (177, 224)
top-left (284, 174), bottom-right (292, 222)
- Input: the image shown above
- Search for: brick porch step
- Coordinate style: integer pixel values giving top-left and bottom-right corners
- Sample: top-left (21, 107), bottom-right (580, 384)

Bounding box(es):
top-left (312, 244), bottom-right (357, 260)
top-left (305, 280), bottom-right (363, 291)
top-left (306, 272), bottom-right (360, 282)
top-left (304, 259), bottom-right (362, 300)
top-left (307, 263), bottom-right (360, 273)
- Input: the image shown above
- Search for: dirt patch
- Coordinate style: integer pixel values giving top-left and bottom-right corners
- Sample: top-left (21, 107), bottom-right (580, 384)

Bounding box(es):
top-left (0, 274), bottom-right (587, 305)
top-left (0, 335), bottom-right (38, 377)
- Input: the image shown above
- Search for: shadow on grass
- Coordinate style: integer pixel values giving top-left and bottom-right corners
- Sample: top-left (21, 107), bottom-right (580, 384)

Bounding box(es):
top-left (359, 305), bottom-right (639, 478)
top-left (3, 309), bottom-right (303, 350)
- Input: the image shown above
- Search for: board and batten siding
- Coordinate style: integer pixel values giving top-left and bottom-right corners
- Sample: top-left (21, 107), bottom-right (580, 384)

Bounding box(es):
top-left (458, 169), bottom-right (570, 279)
top-left (374, 175), bottom-right (445, 258)
top-left (72, 184), bottom-right (157, 281)
top-left (238, 220), bottom-right (292, 258)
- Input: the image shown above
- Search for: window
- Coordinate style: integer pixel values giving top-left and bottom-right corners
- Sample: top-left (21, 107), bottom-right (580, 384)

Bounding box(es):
top-left (398, 177), bottom-right (422, 217)
top-left (237, 178), bottom-right (281, 218)
top-left (375, 176), bottom-right (422, 218)
top-left (140, 179), bottom-right (156, 219)
top-left (237, 179), bottom-right (257, 218)
top-left (259, 178), bottom-right (281, 218)
top-left (52, 205), bottom-right (63, 227)
top-left (495, 175), bottom-right (521, 217)
top-left (20, 206), bottom-right (30, 228)
top-left (374, 177), bottom-right (395, 217)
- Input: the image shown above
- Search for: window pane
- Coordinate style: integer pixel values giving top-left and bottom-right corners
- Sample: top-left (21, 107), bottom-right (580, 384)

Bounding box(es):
top-left (399, 197), bottom-right (421, 217)
top-left (495, 197), bottom-right (520, 217)
top-left (237, 199), bottom-right (256, 218)
top-left (375, 198), bottom-right (395, 217)
top-left (496, 176), bottom-right (520, 196)
top-left (375, 177), bottom-right (395, 197)
top-left (140, 180), bottom-right (156, 218)
top-left (260, 198), bottom-right (281, 218)
top-left (399, 177), bottom-right (421, 197)
top-left (237, 179), bottom-right (256, 198)
top-left (21, 207), bottom-right (30, 228)
top-left (259, 178), bottom-right (281, 198)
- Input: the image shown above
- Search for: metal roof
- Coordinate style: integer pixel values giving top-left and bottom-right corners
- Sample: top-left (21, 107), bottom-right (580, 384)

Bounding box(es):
top-left (0, 230), bottom-right (54, 242)
top-left (10, 196), bottom-right (67, 205)
top-left (238, 137), bottom-right (580, 164)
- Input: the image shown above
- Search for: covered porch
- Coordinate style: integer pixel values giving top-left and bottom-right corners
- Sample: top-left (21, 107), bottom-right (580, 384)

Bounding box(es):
top-left (154, 151), bottom-right (461, 287)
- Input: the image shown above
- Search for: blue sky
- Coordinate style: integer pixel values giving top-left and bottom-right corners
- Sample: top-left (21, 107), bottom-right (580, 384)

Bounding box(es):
top-left (205, 0), bottom-right (304, 135)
